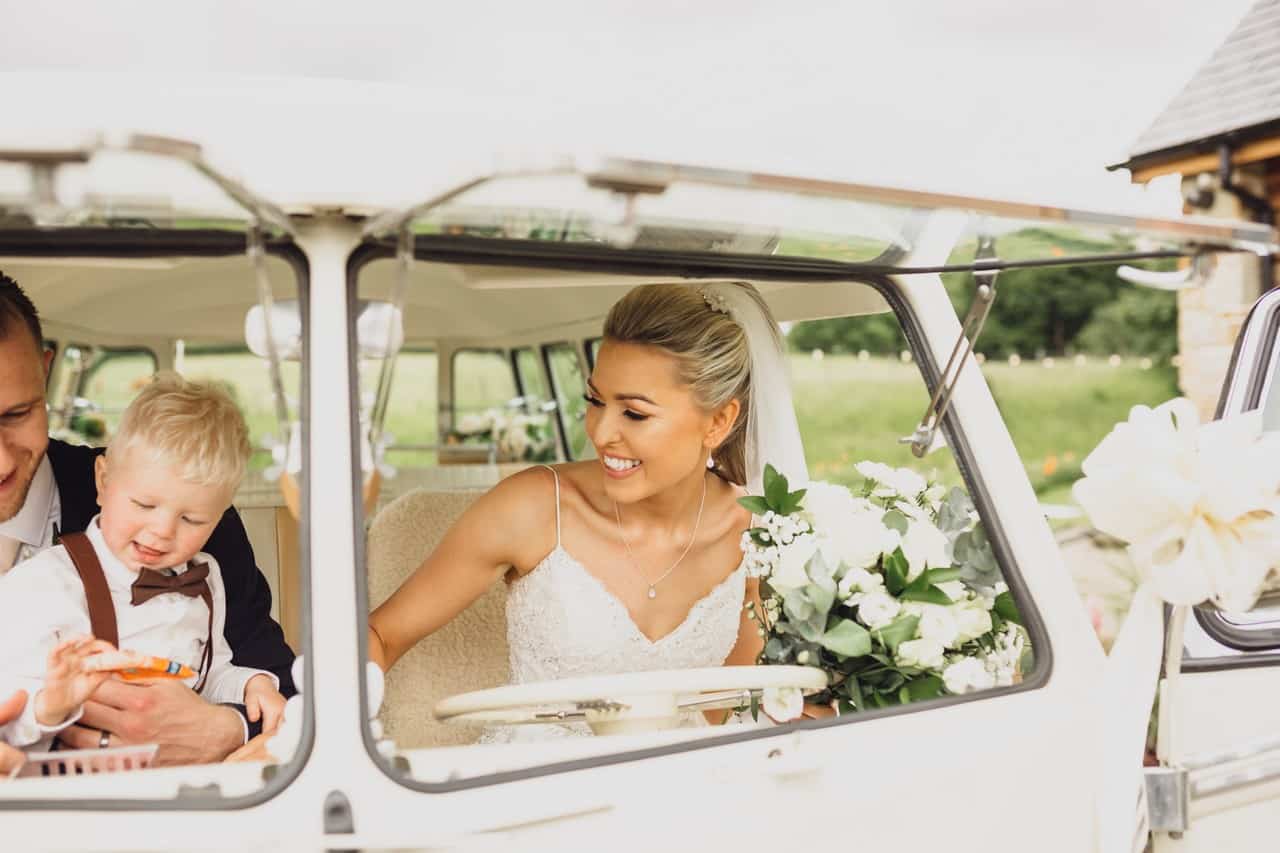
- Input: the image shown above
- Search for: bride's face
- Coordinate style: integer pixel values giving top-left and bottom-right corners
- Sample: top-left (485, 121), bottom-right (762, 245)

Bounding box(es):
top-left (585, 340), bottom-right (733, 500)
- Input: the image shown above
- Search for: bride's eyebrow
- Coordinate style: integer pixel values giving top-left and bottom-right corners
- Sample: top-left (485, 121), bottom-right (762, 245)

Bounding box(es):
top-left (587, 379), bottom-right (657, 406)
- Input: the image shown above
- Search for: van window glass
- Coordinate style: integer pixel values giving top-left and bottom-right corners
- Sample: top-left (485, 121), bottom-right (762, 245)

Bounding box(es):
top-left (355, 267), bottom-right (1044, 790)
top-left (74, 348), bottom-right (158, 442)
top-left (544, 342), bottom-right (590, 459)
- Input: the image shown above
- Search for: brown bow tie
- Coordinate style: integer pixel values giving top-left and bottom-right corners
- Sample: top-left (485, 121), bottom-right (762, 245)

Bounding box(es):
top-left (130, 562), bottom-right (211, 606)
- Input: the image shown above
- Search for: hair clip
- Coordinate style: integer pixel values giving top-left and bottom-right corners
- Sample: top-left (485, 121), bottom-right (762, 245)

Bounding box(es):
top-left (701, 288), bottom-right (731, 316)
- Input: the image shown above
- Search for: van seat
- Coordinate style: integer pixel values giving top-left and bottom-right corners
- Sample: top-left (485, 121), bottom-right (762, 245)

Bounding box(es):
top-left (366, 489), bottom-right (510, 749)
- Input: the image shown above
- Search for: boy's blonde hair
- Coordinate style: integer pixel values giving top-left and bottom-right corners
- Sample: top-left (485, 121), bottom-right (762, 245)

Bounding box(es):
top-left (108, 372), bottom-right (251, 493)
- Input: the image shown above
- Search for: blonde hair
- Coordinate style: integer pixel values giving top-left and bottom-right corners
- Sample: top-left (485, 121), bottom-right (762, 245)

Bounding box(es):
top-left (603, 282), bottom-right (778, 486)
top-left (108, 372), bottom-right (251, 493)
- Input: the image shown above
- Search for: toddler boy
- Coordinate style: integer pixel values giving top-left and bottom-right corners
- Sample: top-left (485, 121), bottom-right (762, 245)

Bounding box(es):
top-left (0, 373), bottom-right (285, 752)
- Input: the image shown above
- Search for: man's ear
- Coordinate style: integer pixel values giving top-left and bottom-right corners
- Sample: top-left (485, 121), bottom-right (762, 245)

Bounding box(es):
top-left (704, 398), bottom-right (742, 450)
top-left (41, 347), bottom-right (54, 379)
top-left (93, 454), bottom-right (108, 507)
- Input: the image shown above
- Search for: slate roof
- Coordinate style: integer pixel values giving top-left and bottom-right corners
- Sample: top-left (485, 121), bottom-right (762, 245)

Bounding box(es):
top-left (1117, 0), bottom-right (1280, 168)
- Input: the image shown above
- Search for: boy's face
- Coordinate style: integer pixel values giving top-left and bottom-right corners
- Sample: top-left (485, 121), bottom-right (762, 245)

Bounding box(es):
top-left (94, 448), bottom-right (232, 572)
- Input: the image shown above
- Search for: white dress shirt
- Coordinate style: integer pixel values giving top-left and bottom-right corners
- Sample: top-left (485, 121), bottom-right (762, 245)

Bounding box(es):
top-left (0, 517), bottom-right (277, 750)
top-left (0, 456), bottom-right (61, 571)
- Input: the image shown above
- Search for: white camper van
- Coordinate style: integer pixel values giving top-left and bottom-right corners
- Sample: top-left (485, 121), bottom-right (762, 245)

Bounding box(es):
top-left (0, 136), bottom-right (1277, 852)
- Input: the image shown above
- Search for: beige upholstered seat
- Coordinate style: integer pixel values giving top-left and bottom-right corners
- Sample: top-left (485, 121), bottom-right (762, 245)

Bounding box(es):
top-left (366, 488), bottom-right (510, 749)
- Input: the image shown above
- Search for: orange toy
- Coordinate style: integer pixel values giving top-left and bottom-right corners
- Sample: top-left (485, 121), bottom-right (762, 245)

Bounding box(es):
top-left (81, 651), bottom-right (196, 681)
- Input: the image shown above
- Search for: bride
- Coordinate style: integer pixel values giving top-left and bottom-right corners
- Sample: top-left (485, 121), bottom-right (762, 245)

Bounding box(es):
top-left (367, 281), bottom-right (808, 737)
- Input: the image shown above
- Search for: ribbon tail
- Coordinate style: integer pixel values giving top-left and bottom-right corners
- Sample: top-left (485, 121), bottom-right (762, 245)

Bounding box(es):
top-left (1096, 582), bottom-right (1164, 853)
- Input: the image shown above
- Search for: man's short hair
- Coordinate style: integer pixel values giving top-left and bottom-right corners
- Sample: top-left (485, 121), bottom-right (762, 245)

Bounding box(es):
top-left (0, 270), bottom-right (43, 351)
top-left (110, 372), bottom-right (252, 496)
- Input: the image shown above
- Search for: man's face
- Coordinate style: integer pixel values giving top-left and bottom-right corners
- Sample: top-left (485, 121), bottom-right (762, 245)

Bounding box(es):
top-left (0, 329), bottom-right (51, 523)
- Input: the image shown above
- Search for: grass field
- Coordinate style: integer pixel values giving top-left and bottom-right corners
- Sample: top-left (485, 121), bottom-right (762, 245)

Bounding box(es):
top-left (82, 349), bottom-right (1179, 510)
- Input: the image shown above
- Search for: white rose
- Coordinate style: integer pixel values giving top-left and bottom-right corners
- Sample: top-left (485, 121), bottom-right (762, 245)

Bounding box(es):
top-left (895, 638), bottom-right (945, 670)
top-left (900, 520), bottom-right (951, 581)
top-left (915, 603), bottom-right (961, 649)
top-left (942, 656), bottom-right (996, 694)
top-left (770, 533), bottom-right (819, 591)
top-left (821, 508), bottom-right (892, 572)
top-left (854, 589), bottom-right (901, 629)
top-left (761, 687), bottom-right (804, 722)
top-left (953, 601), bottom-right (994, 644)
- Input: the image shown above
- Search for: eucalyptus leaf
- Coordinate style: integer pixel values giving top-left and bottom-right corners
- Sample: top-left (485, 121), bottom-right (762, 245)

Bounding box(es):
top-left (819, 619), bottom-right (872, 657)
top-left (936, 487), bottom-right (975, 535)
top-left (882, 509), bottom-right (909, 534)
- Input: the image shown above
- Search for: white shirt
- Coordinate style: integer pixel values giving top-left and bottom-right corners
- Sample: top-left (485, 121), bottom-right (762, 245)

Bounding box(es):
top-left (0, 456), bottom-right (61, 567)
top-left (0, 518), bottom-right (276, 750)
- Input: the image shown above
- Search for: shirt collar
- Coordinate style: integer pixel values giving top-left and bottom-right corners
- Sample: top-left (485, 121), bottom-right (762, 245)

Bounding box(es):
top-left (0, 456), bottom-right (56, 547)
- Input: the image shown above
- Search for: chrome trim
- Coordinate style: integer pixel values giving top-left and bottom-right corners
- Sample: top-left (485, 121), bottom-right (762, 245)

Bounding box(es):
top-left (1145, 766), bottom-right (1189, 833)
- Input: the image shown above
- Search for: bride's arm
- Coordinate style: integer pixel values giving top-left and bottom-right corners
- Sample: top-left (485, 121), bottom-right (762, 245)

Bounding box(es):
top-left (704, 578), bottom-right (766, 724)
top-left (367, 468), bottom-right (557, 672)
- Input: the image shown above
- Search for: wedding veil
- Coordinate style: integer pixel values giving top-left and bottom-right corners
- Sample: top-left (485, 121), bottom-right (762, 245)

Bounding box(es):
top-left (699, 282), bottom-right (809, 497)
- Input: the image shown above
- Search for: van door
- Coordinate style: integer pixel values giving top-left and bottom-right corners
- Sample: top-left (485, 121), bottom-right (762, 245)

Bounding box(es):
top-left (1159, 282), bottom-right (1280, 851)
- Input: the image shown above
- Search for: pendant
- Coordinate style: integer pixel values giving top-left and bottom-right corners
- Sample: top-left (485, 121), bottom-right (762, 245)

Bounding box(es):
top-left (647, 586), bottom-right (657, 599)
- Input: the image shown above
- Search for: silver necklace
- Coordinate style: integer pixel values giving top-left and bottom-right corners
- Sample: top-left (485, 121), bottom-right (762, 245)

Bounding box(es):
top-left (612, 472), bottom-right (708, 600)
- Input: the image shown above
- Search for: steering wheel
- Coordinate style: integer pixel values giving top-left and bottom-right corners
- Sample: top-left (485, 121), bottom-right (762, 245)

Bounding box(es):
top-left (433, 665), bottom-right (828, 735)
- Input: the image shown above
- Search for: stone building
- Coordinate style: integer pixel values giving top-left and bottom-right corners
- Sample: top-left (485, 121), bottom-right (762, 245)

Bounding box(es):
top-left (1109, 0), bottom-right (1280, 419)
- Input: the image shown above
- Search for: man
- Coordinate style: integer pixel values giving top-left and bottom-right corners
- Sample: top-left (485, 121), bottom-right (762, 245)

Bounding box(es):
top-left (0, 271), bottom-right (295, 764)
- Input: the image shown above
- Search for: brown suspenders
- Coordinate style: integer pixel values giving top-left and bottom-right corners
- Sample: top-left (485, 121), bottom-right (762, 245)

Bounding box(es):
top-left (59, 532), bottom-right (214, 693)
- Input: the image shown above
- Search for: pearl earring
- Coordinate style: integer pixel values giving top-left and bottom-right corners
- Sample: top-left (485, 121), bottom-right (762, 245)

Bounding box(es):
top-left (706, 455), bottom-right (716, 470)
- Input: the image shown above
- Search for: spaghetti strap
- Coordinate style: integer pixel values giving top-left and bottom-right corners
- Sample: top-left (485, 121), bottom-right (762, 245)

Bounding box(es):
top-left (539, 464), bottom-right (562, 548)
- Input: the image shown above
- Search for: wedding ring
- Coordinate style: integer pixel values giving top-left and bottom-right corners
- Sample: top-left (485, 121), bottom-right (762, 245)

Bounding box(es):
top-left (98, 730), bottom-right (110, 749)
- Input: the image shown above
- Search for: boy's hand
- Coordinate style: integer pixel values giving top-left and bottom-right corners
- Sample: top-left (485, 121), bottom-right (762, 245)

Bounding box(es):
top-left (35, 636), bottom-right (116, 727)
top-left (244, 674), bottom-right (287, 735)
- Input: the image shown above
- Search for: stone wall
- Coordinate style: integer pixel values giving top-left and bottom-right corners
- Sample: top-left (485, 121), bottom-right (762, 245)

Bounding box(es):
top-left (1177, 164), bottom-right (1273, 422)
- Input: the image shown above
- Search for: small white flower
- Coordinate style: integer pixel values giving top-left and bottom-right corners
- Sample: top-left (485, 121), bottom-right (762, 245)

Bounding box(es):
top-left (942, 656), bottom-right (996, 694)
top-left (837, 566), bottom-right (885, 602)
top-left (915, 603), bottom-right (961, 649)
top-left (761, 687), bottom-right (804, 722)
top-left (952, 600), bottom-right (994, 644)
top-left (936, 580), bottom-right (967, 602)
top-left (855, 589), bottom-right (901, 629)
top-left (896, 638), bottom-right (945, 670)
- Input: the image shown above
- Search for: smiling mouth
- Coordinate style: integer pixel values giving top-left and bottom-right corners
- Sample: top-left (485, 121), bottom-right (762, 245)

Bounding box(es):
top-left (603, 455), bottom-right (641, 472)
top-left (132, 542), bottom-right (166, 561)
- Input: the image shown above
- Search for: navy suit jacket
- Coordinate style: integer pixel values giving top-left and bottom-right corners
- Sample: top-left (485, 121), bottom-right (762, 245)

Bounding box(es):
top-left (46, 439), bottom-right (297, 699)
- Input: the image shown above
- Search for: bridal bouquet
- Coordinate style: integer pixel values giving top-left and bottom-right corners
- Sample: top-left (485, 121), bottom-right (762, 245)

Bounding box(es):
top-left (741, 463), bottom-right (1027, 719)
top-left (451, 401), bottom-right (556, 463)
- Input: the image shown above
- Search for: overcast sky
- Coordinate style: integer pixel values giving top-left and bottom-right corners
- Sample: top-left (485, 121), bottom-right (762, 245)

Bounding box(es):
top-left (0, 0), bottom-right (1258, 213)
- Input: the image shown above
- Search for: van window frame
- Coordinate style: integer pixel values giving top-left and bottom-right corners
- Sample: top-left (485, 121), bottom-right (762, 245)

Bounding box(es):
top-left (346, 235), bottom-right (1057, 794)
top-left (0, 227), bottom-right (314, 812)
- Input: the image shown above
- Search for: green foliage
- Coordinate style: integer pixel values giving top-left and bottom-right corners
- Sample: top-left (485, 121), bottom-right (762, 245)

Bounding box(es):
top-left (1075, 287), bottom-right (1179, 361)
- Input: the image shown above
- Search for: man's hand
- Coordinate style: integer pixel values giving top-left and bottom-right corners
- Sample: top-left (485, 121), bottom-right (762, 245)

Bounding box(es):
top-left (56, 679), bottom-right (243, 765)
top-left (0, 690), bottom-right (28, 776)
top-left (244, 674), bottom-right (286, 735)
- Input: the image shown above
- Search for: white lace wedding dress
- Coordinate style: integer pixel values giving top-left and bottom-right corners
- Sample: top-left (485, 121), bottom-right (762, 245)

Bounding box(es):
top-left (478, 467), bottom-right (746, 743)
